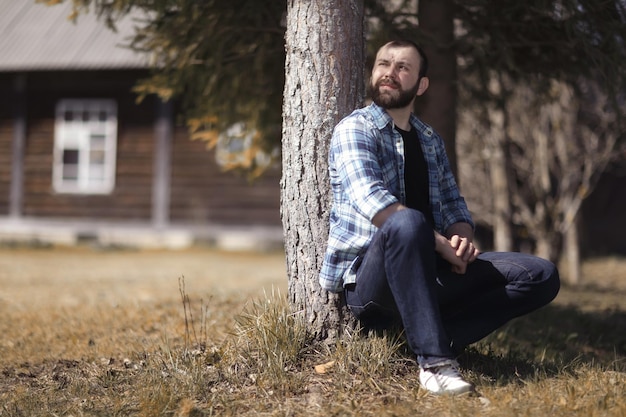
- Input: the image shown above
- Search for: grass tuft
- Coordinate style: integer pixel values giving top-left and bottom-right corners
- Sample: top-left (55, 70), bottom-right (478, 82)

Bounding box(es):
top-left (225, 288), bottom-right (311, 394)
top-left (330, 326), bottom-right (409, 379)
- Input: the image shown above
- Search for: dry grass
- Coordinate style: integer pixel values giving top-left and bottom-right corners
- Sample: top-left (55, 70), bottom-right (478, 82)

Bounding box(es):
top-left (0, 247), bottom-right (624, 416)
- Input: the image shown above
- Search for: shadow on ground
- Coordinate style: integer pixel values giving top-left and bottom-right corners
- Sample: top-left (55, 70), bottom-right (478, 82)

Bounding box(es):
top-left (458, 285), bottom-right (626, 384)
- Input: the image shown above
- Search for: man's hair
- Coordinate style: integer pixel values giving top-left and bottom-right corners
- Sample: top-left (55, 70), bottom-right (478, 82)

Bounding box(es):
top-left (383, 39), bottom-right (429, 78)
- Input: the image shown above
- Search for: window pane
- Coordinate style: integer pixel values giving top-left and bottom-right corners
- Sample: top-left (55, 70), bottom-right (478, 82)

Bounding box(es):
top-left (90, 149), bottom-right (105, 165)
top-left (64, 110), bottom-right (73, 122)
top-left (62, 164), bottom-right (78, 180)
top-left (98, 111), bottom-right (108, 122)
top-left (90, 134), bottom-right (106, 150)
top-left (62, 149), bottom-right (79, 164)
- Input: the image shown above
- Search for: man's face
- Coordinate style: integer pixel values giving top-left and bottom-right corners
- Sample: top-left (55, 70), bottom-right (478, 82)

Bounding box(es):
top-left (368, 45), bottom-right (423, 110)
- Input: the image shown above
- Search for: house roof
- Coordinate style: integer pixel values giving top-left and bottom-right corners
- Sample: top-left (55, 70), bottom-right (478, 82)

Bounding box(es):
top-left (0, 0), bottom-right (151, 72)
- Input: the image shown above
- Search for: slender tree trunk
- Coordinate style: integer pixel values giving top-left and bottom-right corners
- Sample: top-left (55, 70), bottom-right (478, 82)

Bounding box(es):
top-left (563, 217), bottom-right (581, 285)
top-left (535, 237), bottom-right (552, 262)
top-left (489, 143), bottom-right (514, 252)
top-left (487, 102), bottom-right (513, 252)
top-left (281, 0), bottom-right (365, 342)
top-left (416, 0), bottom-right (458, 177)
top-left (535, 228), bottom-right (560, 263)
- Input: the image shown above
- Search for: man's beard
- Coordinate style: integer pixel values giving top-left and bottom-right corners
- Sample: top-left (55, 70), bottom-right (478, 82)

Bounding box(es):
top-left (368, 77), bottom-right (419, 109)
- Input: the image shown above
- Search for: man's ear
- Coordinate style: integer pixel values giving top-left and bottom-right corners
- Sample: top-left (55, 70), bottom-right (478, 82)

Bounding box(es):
top-left (417, 77), bottom-right (429, 96)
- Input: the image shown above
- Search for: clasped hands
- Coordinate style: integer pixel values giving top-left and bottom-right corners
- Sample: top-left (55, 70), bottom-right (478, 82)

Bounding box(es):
top-left (435, 233), bottom-right (480, 274)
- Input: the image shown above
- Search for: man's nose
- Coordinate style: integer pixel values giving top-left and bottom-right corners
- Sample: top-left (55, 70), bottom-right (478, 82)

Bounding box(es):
top-left (384, 64), bottom-right (399, 78)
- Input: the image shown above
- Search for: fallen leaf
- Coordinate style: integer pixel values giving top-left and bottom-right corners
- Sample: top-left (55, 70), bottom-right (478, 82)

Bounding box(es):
top-left (314, 361), bottom-right (336, 374)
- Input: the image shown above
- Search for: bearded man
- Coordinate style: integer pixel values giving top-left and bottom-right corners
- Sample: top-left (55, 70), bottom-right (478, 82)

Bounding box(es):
top-left (319, 40), bottom-right (560, 395)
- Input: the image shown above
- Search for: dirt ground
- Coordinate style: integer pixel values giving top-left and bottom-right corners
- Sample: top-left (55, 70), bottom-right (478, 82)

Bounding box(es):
top-left (0, 246), bottom-right (625, 417)
top-left (0, 246), bottom-right (288, 311)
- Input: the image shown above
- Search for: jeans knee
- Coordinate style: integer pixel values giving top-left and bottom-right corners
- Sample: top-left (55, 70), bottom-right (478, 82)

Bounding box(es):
top-left (542, 261), bottom-right (560, 302)
top-left (525, 257), bottom-right (560, 306)
top-left (383, 209), bottom-right (433, 248)
top-left (481, 252), bottom-right (560, 305)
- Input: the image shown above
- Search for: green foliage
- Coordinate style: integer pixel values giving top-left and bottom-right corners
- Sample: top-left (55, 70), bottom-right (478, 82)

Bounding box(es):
top-left (365, 0), bottom-right (626, 103)
top-left (50, 0), bottom-right (626, 170)
top-left (131, 1), bottom-right (286, 139)
top-left (61, 0), bottom-right (286, 159)
top-left (455, 1), bottom-right (626, 102)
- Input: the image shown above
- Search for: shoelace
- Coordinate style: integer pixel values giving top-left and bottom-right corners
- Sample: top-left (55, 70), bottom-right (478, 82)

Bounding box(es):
top-left (429, 365), bottom-right (465, 387)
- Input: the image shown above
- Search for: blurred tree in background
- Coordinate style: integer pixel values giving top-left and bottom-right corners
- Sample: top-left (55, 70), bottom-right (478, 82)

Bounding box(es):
top-left (451, 0), bottom-right (626, 282)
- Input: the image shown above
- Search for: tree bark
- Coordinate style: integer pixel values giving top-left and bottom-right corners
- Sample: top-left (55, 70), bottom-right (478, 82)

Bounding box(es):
top-left (281, 0), bottom-right (365, 342)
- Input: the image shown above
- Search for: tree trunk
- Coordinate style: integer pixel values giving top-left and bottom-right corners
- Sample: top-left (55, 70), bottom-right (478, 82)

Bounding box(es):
top-left (487, 103), bottom-right (513, 252)
top-left (281, 0), bottom-right (365, 342)
top-left (563, 217), bottom-right (581, 285)
top-left (535, 229), bottom-right (560, 264)
top-left (489, 143), bottom-right (514, 252)
top-left (415, 0), bottom-right (458, 177)
top-left (535, 237), bottom-right (552, 262)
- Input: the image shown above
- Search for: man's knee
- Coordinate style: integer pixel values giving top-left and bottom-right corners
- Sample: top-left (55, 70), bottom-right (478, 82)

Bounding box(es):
top-left (383, 209), bottom-right (433, 246)
top-left (512, 255), bottom-right (560, 306)
top-left (540, 260), bottom-right (560, 304)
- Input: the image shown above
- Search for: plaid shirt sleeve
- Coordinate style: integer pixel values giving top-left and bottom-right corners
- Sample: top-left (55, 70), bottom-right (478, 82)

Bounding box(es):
top-left (319, 108), bottom-right (398, 292)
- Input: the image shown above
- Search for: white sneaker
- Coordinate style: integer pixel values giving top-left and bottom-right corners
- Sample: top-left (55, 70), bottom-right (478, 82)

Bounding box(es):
top-left (419, 361), bottom-right (474, 395)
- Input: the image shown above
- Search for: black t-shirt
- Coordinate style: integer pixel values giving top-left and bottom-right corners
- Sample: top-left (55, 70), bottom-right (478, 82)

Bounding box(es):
top-left (395, 125), bottom-right (434, 227)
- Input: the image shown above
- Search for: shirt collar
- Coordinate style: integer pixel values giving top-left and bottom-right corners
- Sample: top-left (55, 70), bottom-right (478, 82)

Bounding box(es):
top-left (367, 102), bottom-right (394, 130)
top-left (368, 102), bottom-right (434, 139)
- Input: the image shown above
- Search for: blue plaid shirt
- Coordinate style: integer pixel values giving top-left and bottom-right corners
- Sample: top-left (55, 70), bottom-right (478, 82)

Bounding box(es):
top-left (319, 103), bottom-right (474, 293)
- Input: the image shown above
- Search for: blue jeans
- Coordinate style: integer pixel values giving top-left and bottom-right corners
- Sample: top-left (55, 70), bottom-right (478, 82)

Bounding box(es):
top-left (345, 209), bottom-right (560, 360)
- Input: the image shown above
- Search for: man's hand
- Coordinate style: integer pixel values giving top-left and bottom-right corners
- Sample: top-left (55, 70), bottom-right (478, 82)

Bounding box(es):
top-left (435, 234), bottom-right (469, 273)
top-left (435, 223), bottom-right (480, 274)
top-left (449, 234), bottom-right (480, 264)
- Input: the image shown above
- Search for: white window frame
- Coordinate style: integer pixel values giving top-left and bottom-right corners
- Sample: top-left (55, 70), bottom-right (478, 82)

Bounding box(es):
top-left (53, 99), bottom-right (118, 194)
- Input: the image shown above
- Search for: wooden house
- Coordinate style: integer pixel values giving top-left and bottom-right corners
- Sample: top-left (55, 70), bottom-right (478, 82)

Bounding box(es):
top-left (0, 0), bottom-right (283, 250)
